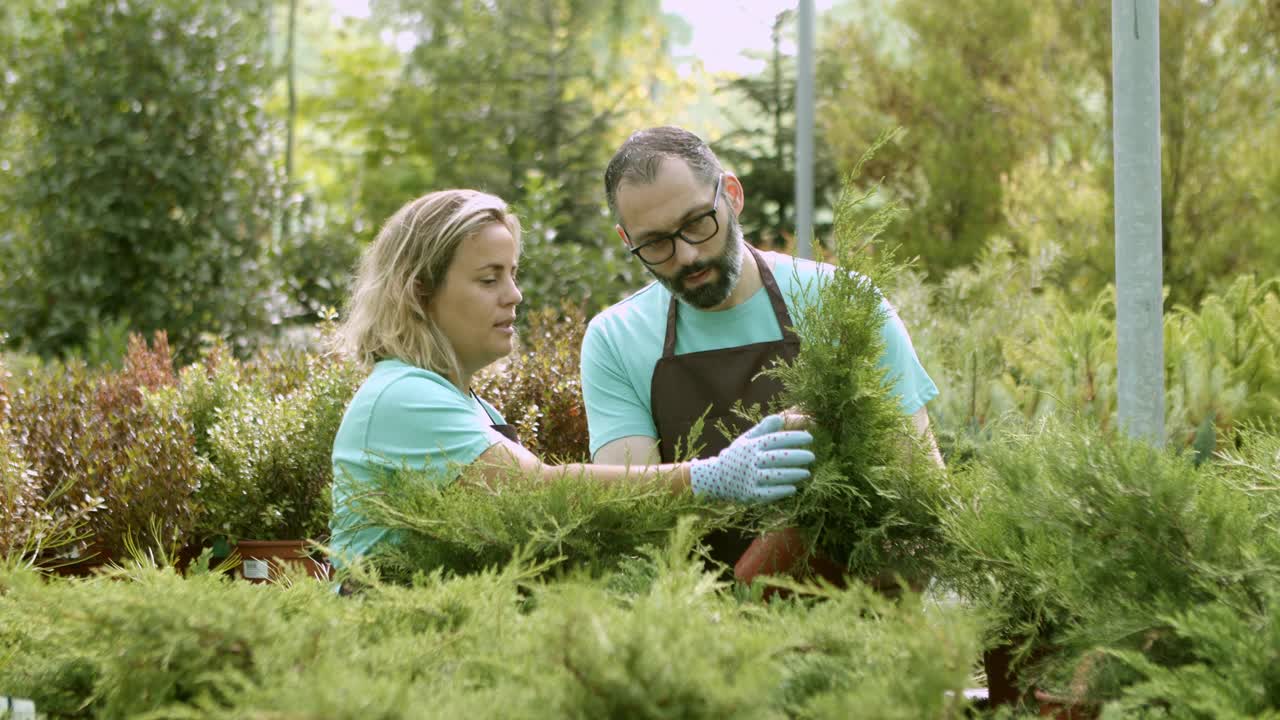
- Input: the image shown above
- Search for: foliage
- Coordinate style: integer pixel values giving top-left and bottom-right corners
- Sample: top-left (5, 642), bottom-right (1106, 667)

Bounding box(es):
top-left (474, 303), bottom-right (592, 463)
top-left (819, 1), bottom-right (1280, 303)
top-left (935, 420), bottom-right (1280, 702)
top-left (1213, 423), bottom-right (1280, 530)
top-left (1164, 276), bottom-right (1280, 460)
top-left (5, 333), bottom-right (197, 561)
top-left (0, 416), bottom-right (85, 565)
top-left (899, 225), bottom-right (1280, 462)
top-left (761, 138), bottom-right (947, 581)
top-left (712, 10), bottom-right (840, 250)
top-left (508, 170), bottom-right (643, 323)
top-left (1050, 0), bottom-right (1280, 306)
top-left (1100, 580), bottom-right (1280, 719)
top-left (0, 352), bottom-right (97, 564)
top-left (273, 198), bottom-right (365, 323)
top-left (818, 1), bottom-right (1045, 272)
top-left (888, 238), bottom-right (1062, 463)
top-left (0, 0), bottom-right (282, 362)
top-left (0, 523), bottom-right (980, 720)
top-left (188, 348), bottom-right (362, 542)
top-left (358, 0), bottom-right (674, 248)
top-left (350, 464), bottom-right (734, 581)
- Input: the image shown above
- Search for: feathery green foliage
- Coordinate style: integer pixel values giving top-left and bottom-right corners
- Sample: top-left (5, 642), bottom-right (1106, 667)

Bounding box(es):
top-left (1100, 580), bottom-right (1280, 718)
top-left (762, 133), bottom-right (948, 580)
top-left (0, 522), bottom-right (980, 720)
top-left (937, 420), bottom-right (1280, 701)
top-left (351, 464), bottom-right (736, 581)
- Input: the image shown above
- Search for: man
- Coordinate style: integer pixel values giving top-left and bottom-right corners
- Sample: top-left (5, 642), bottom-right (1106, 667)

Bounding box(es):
top-left (580, 126), bottom-right (941, 569)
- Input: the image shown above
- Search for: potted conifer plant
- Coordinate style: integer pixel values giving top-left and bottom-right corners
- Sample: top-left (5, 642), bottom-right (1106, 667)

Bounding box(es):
top-left (935, 419), bottom-right (1280, 713)
top-left (741, 135), bottom-right (951, 593)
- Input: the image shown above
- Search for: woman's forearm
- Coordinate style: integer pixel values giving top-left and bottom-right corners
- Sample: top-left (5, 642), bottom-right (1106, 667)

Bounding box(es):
top-left (545, 461), bottom-right (692, 494)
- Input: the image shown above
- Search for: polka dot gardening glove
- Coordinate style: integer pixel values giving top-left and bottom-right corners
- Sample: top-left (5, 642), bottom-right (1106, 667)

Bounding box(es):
top-left (689, 414), bottom-right (815, 504)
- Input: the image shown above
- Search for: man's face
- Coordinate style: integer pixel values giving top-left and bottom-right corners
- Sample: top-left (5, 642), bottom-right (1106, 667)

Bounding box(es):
top-left (615, 159), bottom-right (744, 310)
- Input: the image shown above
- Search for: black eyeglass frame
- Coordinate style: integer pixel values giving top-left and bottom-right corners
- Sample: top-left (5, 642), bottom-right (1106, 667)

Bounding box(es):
top-left (623, 173), bottom-right (724, 266)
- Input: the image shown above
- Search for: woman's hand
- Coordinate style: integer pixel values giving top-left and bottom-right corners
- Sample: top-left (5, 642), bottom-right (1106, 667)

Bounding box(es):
top-left (689, 414), bottom-right (815, 503)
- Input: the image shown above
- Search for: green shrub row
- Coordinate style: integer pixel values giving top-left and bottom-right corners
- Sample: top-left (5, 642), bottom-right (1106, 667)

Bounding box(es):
top-left (0, 524), bottom-right (980, 720)
top-left (894, 241), bottom-right (1280, 463)
top-left (0, 332), bottom-right (362, 564)
top-left (0, 309), bottom-right (600, 567)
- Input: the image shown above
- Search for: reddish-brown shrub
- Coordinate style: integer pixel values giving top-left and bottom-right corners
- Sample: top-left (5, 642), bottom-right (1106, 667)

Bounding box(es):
top-left (7, 333), bottom-right (199, 560)
top-left (475, 304), bottom-right (590, 463)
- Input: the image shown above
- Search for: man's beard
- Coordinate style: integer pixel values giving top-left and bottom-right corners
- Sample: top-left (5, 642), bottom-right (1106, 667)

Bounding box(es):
top-left (651, 212), bottom-right (744, 309)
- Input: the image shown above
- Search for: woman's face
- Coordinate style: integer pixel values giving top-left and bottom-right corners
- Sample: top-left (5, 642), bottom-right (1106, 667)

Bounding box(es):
top-left (428, 222), bottom-right (522, 381)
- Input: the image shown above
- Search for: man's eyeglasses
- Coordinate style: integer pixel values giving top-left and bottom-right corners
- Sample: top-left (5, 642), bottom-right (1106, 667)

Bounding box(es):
top-left (624, 173), bottom-right (723, 266)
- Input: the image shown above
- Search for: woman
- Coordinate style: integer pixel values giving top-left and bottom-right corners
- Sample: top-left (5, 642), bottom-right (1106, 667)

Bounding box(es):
top-left (329, 190), bottom-right (813, 565)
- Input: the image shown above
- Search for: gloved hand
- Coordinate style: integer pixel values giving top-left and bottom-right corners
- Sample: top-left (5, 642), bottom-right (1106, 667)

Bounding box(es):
top-left (689, 414), bottom-right (814, 503)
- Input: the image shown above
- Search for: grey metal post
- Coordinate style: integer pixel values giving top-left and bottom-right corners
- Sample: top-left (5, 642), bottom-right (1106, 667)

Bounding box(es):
top-left (1112, 0), bottom-right (1165, 445)
top-left (794, 0), bottom-right (815, 260)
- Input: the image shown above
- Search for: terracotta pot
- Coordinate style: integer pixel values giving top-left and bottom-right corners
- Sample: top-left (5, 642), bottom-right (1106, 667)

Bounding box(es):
top-left (734, 527), bottom-right (848, 599)
top-left (234, 539), bottom-right (330, 584)
top-left (1034, 689), bottom-right (1098, 719)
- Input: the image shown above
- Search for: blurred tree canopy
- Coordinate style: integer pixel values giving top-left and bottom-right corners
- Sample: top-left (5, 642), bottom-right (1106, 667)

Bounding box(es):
top-left (0, 0), bottom-right (281, 361)
top-left (820, 0), bottom-right (1280, 305)
top-left (712, 10), bottom-right (840, 250)
top-left (278, 0), bottom-right (689, 321)
top-left (0, 0), bottom-right (1276, 361)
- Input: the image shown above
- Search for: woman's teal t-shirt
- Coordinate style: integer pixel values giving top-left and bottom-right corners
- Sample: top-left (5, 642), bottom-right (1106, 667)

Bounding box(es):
top-left (329, 359), bottom-right (507, 566)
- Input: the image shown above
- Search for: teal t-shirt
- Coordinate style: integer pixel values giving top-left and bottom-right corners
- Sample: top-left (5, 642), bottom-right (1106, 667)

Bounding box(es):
top-left (329, 359), bottom-right (507, 566)
top-left (580, 251), bottom-right (938, 458)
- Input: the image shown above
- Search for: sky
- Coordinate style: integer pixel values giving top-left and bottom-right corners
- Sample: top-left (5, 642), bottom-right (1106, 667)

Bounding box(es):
top-left (329, 0), bottom-right (837, 77)
top-left (660, 0), bottom-right (836, 75)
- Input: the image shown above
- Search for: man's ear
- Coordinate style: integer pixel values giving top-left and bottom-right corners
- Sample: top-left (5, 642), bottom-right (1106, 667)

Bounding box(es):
top-left (615, 224), bottom-right (631, 248)
top-left (723, 172), bottom-right (745, 215)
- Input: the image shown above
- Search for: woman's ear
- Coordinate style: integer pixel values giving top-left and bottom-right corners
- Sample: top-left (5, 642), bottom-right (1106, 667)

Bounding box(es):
top-left (415, 279), bottom-right (433, 314)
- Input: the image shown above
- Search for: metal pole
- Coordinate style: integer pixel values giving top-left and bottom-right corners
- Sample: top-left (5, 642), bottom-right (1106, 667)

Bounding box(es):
top-left (794, 0), bottom-right (815, 260)
top-left (1112, 0), bottom-right (1165, 445)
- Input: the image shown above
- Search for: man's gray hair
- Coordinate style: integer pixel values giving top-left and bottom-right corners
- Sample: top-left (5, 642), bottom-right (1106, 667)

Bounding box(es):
top-left (604, 126), bottom-right (724, 222)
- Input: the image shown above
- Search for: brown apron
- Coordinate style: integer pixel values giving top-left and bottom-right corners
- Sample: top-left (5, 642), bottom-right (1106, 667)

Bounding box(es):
top-left (650, 245), bottom-right (800, 567)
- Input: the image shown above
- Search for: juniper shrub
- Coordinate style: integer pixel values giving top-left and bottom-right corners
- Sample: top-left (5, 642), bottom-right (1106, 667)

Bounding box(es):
top-left (936, 420), bottom-right (1280, 701)
top-left (474, 303), bottom-right (591, 463)
top-left (758, 138), bottom-right (950, 583)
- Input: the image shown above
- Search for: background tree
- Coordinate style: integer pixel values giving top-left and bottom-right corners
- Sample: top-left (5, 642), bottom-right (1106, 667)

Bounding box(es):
top-left (819, 0), bottom-right (1042, 273)
top-left (258, 0), bottom-right (695, 323)
top-left (1055, 0), bottom-right (1280, 306)
top-left (356, 0), bottom-right (672, 245)
top-left (713, 10), bottom-right (839, 250)
top-left (821, 0), bottom-right (1279, 305)
top-left (0, 0), bottom-right (281, 361)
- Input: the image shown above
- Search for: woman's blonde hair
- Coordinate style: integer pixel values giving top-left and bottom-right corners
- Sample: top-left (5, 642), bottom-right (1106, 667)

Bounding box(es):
top-left (336, 189), bottom-right (521, 380)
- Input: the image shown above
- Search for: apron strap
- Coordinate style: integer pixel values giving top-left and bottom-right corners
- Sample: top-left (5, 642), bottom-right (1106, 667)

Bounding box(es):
top-left (470, 389), bottom-right (502, 425)
top-left (662, 289), bottom-right (680, 358)
top-left (749, 244), bottom-right (800, 345)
